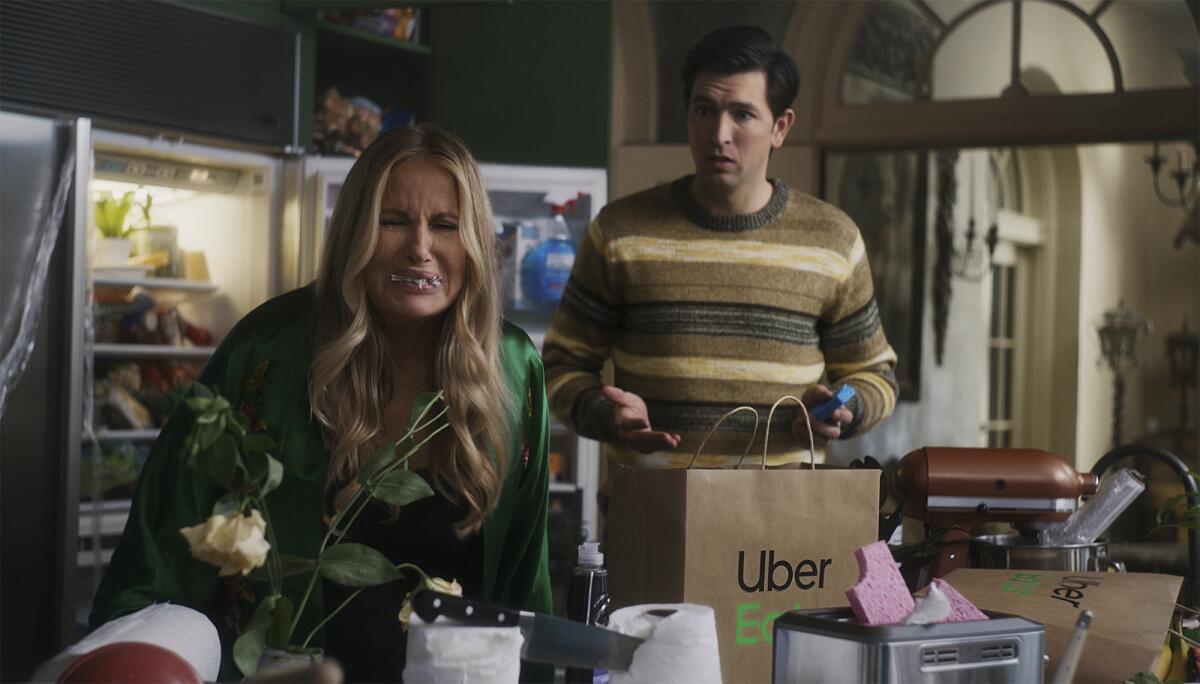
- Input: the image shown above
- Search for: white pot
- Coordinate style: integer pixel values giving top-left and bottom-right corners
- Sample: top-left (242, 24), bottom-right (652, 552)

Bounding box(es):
top-left (255, 646), bottom-right (321, 678)
top-left (94, 237), bottom-right (132, 267)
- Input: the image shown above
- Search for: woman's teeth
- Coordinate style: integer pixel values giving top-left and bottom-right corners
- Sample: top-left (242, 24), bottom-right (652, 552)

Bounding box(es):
top-left (390, 274), bottom-right (442, 289)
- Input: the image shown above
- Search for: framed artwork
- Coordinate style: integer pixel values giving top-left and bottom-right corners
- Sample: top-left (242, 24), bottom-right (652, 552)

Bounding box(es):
top-left (824, 150), bottom-right (928, 400)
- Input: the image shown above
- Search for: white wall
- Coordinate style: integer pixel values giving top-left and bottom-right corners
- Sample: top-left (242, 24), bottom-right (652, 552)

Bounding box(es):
top-left (834, 2), bottom-right (1199, 469)
top-left (1075, 142), bottom-right (1200, 469)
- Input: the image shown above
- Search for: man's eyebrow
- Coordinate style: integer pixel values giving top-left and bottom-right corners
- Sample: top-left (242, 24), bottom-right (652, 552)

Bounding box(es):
top-left (690, 95), bottom-right (760, 111)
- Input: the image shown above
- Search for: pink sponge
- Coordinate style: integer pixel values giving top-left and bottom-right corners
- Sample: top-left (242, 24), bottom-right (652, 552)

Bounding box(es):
top-left (845, 541), bottom-right (914, 625)
top-left (931, 578), bottom-right (989, 622)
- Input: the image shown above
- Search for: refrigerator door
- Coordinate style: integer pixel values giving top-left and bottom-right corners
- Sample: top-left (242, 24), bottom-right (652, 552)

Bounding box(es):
top-left (0, 111), bottom-right (91, 675)
top-left (297, 156), bottom-right (356, 285)
top-left (76, 131), bottom-right (286, 627)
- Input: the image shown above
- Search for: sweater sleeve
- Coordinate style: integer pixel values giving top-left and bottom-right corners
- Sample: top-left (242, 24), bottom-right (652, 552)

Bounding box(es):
top-left (818, 231), bottom-right (899, 438)
top-left (542, 218), bottom-right (622, 442)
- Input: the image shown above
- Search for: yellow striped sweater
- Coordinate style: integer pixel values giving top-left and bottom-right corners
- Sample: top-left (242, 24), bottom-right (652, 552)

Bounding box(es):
top-left (542, 176), bottom-right (898, 468)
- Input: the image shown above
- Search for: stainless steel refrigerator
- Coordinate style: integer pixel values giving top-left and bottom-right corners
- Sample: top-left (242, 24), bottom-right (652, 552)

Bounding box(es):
top-left (0, 110), bottom-right (291, 676)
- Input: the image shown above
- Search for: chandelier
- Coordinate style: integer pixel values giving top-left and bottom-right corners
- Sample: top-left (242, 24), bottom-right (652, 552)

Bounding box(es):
top-left (1145, 141), bottom-right (1199, 248)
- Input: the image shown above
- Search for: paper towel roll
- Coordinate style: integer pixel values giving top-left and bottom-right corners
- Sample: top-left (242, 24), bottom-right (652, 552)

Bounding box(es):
top-left (30, 603), bottom-right (220, 683)
top-left (608, 603), bottom-right (722, 684)
top-left (402, 614), bottom-right (523, 683)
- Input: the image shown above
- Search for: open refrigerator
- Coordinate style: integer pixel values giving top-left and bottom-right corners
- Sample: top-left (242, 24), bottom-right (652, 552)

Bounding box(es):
top-left (0, 112), bottom-right (288, 639)
top-left (79, 130), bottom-right (284, 631)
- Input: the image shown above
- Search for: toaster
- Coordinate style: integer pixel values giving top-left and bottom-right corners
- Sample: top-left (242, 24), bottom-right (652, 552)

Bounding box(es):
top-left (772, 608), bottom-right (1044, 683)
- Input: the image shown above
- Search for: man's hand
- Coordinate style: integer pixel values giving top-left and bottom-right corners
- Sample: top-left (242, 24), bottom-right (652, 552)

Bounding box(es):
top-left (793, 384), bottom-right (854, 448)
top-left (601, 386), bottom-right (682, 454)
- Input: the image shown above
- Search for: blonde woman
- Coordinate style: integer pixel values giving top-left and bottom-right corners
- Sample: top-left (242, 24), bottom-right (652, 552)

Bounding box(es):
top-left (91, 125), bottom-right (553, 682)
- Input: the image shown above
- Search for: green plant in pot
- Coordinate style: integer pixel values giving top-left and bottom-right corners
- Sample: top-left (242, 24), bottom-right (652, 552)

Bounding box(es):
top-left (94, 191), bottom-right (136, 267)
top-left (130, 194), bottom-right (182, 278)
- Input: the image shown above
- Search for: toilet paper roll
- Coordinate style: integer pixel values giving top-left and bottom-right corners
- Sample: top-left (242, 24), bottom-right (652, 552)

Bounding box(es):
top-left (402, 614), bottom-right (523, 684)
top-left (608, 603), bottom-right (722, 684)
top-left (30, 603), bottom-right (220, 683)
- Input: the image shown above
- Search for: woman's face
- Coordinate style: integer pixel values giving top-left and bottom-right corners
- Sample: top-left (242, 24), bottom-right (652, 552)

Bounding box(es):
top-left (364, 160), bottom-right (468, 331)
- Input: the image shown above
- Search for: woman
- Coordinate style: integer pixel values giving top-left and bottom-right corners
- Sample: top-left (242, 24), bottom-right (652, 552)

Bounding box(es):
top-left (91, 125), bottom-right (553, 682)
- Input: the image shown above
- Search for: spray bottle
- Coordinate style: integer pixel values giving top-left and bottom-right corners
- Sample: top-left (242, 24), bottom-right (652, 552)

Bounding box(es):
top-left (565, 541), bottom-right (612, 684)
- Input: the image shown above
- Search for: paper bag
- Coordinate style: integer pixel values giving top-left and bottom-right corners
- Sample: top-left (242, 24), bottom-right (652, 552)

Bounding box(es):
top-left (607, 401), bottom-right (880, 683)
top-left (942, 568), bottom-right (1182, 683)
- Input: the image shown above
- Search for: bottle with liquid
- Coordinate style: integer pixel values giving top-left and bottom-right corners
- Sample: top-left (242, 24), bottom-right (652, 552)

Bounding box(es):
top-left (520, 203), bottom-right (576, 309)
top-left (565, 541), bottom-right (612, 684)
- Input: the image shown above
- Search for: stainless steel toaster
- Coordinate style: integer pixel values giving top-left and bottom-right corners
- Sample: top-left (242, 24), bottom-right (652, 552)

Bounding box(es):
top-left (772, 608), bottom-right (1044, 683)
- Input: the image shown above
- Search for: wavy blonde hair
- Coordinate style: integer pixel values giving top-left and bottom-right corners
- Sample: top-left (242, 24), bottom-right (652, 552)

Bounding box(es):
top-left (309, 124), bottom-right (511, 536)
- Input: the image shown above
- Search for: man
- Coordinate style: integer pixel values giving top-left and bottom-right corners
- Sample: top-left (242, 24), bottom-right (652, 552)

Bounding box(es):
top-left (543, 26), bottom-right (897, 470)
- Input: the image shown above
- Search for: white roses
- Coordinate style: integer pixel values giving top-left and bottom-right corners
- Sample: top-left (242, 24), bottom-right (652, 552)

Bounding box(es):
top-left (180, 511), bottom-right (271, 576)
top-left (398, 576), bottom-right (463, 630)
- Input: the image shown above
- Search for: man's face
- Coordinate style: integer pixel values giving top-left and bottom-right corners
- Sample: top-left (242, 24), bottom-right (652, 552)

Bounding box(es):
top-left (686, 70), bottom-right (793, 196)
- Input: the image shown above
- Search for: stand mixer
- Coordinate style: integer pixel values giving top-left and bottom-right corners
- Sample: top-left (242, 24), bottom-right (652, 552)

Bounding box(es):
top-left (893, 447), bottom-right (1100, 585)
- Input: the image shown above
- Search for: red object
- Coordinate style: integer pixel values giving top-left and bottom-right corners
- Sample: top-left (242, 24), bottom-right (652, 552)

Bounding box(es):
top-left (57, 642), bottom-right (201, 684)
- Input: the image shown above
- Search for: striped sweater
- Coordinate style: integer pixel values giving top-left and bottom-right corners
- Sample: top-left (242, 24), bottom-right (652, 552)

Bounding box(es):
top-left (542, 176), bottom-right (898, 468)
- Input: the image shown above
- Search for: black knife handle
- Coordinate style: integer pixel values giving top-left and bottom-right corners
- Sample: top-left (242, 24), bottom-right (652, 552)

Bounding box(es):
top-left (412, 589), bottom-right (521, 627)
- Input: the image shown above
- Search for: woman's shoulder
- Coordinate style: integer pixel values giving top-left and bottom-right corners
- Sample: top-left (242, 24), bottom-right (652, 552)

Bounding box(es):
top-left (200, 286), bottom-right (316, 388)
top-left (224, 285), bottom-right (317, 349)
top-left (499, 320), bottom-right (540, 365)
top-left (498, 320), bottom-right (545, 384)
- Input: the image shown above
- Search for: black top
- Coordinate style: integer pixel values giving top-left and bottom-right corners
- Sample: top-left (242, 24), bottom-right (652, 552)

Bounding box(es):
top-left (322, 477), bottom-right (484, 683)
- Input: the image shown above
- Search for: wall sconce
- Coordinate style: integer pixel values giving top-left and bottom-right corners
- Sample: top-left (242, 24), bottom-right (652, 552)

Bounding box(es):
top-left (951, 157), bottom-right (998, 282)
top-left (1096, 300), bottom-right (1150, 449)
top-left (1145, 141), bottom-right (1199, 248)
top-left (950, 216), bottom-right (999, 282)
top-left (1166, 318), bottom-right (1199, 450)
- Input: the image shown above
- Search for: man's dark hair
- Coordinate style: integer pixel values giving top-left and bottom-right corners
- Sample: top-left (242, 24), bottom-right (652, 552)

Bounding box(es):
top-left (681, 26), bottom-right (800, 119)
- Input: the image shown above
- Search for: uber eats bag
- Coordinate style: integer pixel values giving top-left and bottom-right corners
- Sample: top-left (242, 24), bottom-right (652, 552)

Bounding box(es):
top-left (607, 399), bottom-right (880, 683)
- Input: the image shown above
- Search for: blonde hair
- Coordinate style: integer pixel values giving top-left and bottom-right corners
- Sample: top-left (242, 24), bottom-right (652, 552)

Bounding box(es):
top-left (309, 124), bottom-right (511, 536)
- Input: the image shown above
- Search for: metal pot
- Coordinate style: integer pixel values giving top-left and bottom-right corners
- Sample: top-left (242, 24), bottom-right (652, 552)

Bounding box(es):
top-left (969, 534), bottom-right (1124, 572)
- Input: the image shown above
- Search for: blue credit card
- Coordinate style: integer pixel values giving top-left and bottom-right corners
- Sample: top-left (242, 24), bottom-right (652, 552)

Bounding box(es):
top-left (811, 384), bottom-right (856, 422)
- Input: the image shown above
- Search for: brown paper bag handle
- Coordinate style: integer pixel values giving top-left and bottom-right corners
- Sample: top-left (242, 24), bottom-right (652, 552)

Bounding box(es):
top-left (687, 405), bottom-right (760, 470)
top-left (762, 395), bottom-right (817, 471)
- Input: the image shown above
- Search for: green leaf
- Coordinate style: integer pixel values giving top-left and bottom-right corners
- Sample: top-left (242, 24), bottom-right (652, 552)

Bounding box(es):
top-left (230, 411), bottom-right (249, 435)
top-left (319, 542), bottom-right (403, 587)
top-left (243, 432), bottom-right (276, 454)
top-left (248, 554), bottom-right (317, 583)
top-left (270, 596), bottom-right (294, 650)
top-left (234, 594), bottom-right (277, 676)
top-left (372, 469), bottom-right (435, 507)
top-left (201, 433), bottom-right (238, 486)
top-left (261, 454), bottom-right (284, 497)
top-left (212, 492), bottom-right (243, 517)
top-left (185, 397), bottom-right (213, 413)
top-left (197, 419), bottom-right (223, 449)
top-left (358, 438), bottom-right (401, 485)
top-left (244, 449), bottom-right (266, 482)
top-left (1156, 493), bottom-right (1188, 525)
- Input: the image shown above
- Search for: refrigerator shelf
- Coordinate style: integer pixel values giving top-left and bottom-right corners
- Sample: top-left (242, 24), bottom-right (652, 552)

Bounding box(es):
top-left (93, 343), bottom-right (216, 359)
top-left (93, 428), bottom-right (160, 442)
top-left (93, 275), bottom-right (218, 293)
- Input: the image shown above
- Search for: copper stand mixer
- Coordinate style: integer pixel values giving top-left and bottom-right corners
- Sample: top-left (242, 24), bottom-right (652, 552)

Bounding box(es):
top-left (893, 447), bottom-right (1099, 586)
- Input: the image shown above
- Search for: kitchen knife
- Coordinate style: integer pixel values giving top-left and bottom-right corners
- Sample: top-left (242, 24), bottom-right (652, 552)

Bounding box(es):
top-left (411, 589), bottom-right (643, 671)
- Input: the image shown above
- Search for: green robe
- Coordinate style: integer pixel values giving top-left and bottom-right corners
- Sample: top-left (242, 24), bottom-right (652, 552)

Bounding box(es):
top-left (90, 286), bottom-right (554, 681)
